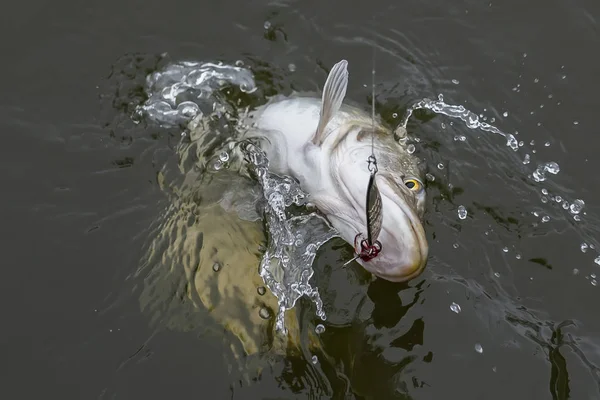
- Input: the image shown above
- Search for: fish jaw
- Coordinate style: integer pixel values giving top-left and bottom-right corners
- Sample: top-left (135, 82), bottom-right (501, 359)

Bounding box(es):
top-left (355, 187), bottom-right (428, 282)
top-left (331, 139), bottom-right (429, 282)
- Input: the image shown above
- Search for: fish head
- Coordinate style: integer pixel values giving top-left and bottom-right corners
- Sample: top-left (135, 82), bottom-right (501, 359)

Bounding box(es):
top-left (353, 172), bottom-right (428, 282)
top-left (332, 140), bottom-right (428, 283)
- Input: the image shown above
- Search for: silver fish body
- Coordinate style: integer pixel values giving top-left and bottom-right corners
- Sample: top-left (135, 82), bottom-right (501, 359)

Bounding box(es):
top-left (242, 61), bottom-right (428, 282)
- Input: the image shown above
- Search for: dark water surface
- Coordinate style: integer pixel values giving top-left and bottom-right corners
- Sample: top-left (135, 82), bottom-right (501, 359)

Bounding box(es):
top-left (2, 0), bottom-right (600, 398)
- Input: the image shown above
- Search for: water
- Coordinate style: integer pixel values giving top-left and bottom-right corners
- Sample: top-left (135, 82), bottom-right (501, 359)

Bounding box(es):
top-left (457, 205), bottom-right (468, 220)
top-left (3, 0), bottom-right (600, 398)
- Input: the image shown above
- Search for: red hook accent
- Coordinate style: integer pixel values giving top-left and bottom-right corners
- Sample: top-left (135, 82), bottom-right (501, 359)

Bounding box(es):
top-left (354, 234), bottom-right (382, 261)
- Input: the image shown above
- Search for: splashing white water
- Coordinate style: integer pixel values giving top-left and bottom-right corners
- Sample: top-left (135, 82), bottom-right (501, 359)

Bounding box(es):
top-left (135, 61), bottom-right (256, 127)
top-left (399, 93), bottom-right (598, 276)
top-left (397, 95), bottom-right (588, 214)
top-left (136, 59), bottom-right (335, 334)
top-left (240, 141), bottom-right (335, 333)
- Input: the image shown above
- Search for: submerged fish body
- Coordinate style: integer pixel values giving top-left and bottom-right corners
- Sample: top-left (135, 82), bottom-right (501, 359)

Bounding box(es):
top-left (243, 60), bottom-right (429, 282)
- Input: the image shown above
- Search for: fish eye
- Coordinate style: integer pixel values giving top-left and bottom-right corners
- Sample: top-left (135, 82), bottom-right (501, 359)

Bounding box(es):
top-left (404, 178), bottom-right (422, 191)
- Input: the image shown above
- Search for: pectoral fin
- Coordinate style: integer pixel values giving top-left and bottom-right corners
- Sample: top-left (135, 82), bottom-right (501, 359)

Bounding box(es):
top-left (311, 59), bottom-right (349, 146)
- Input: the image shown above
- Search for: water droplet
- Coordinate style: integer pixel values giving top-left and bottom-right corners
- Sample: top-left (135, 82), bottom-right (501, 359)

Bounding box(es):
top-left (502, 247), bottom-right (509, 253)
top-left (257, 286), bottom-right (266, 295)
top-left (541, 197), bottom-right (548, 204)
top-left (235, 60), bottom-right (244, 67)
top-left (437, 163), bottom-right (444, 170)
top-left (533, 162), bottom-right (560, 182)
top-left (240, 82), bottom-right (256, 93)
top-left (263, 21), bottom-right (272, 29)
top-left (426, 173), bottom-right (435, 182)
top-left (212, 262), bottom-right (222, 272)
top-left (594, 256), bottom-right (600, 265)
top-left (288, 63), bottom-right (296, 72)
top-left (574, 215), bottom-right (581, 222)
top-left (523, 154), bottom-right (530, 165)
top-left (573, 268), bottom-right (580, 275)
top-left (534, 78), bottom-right (539, 83)
top-left (555, 196), bottom-right (562, 203)
top-left (506, 134), bottom-right (519, 151)
top-left (492, 366), bottom-right (497, 372)
top-left (315, 324), bottom-right (325, 334)
top-left (474, 343), bottom-right (483, 353)
top-left (392, 112), bottom-right (398, 118)
top-left (562, 75), bottom-right (567, 79)
top-left (494, 272), bottom-right (501, 278)
top-left (592, 280), bottom-right (598, 286)
top-left (407, 144), bottom-right (415, 154)
top-left (516, 254), bottom-right (522, 260)
top-left (542, 215), bottom-right (550, 223)
top-left (450, 302), bottom-right (461, 313)
top-left (542, 188), bottom-right (549, 195)
top-left (523, 53), bottom-right (527, 58)
top-left (311, 355), bottom-right (318, 364)
top-left (592, 273), bottom-right (597, 279)
top-left (259, 307), bottom-right (270, 319)
top-left (452, 79), bottom-right (460, 84)
top-left (453, 243), bottom-right (459, 249)
top-left (581, 243), bottom-right (589, 253)
top-left (219, 151), bottom-right (229, 162)
top-left (457, 205), bottom-right (468, 220)
top-left (503, 111), bottom-right (509, 117)
top-left (569, 199), bottom-right (585, 214)
top-left (545, 142), bottom-right (550, 147)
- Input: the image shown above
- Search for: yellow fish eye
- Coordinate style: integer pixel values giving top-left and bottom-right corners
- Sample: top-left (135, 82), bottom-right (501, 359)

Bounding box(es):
top-left (404, 179), bottom-right (422, 191)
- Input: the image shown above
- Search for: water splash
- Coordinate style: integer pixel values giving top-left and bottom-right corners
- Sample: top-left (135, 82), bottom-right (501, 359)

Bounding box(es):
top-left (240, 140), bottom-right (336, 333)
top-left (399, 94), bottom-right (521, 151)
top-left (135, 60), bottom-right (256, 127)
top-left (136, 59), bottom-right (336, 334)
top-left (397, 95), bottom-right (595, 223)
top-left (399, 93), bottom-right (599, 275)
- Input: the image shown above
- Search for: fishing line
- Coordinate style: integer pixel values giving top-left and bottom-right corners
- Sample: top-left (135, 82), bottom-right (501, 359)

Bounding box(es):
top-left (344, 46), bottom-right (383, 266)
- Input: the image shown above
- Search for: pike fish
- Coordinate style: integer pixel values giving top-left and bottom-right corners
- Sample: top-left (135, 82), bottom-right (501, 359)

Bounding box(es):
top-left (243, 60), bottom-right (428, 282)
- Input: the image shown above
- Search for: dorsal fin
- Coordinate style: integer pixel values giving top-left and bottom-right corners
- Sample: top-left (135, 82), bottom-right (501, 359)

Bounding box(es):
top-left (311, 59), bottom-right (349, 146)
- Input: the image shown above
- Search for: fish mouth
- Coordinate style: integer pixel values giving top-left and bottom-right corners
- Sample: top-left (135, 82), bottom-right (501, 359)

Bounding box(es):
top-left (356, 183), bottom-right (429, 283)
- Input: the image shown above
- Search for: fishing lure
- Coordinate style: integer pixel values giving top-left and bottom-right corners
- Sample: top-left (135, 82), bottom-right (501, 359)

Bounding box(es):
top-left (343, 52), bottom-right (384, 266)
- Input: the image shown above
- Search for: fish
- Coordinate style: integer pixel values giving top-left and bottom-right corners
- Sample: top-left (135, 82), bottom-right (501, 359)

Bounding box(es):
top-left (242, 59), bottom-right (428, 282)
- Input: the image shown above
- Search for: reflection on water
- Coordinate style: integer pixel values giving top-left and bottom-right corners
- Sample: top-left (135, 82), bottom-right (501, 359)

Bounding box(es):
top-left (122, 54), bottom-right (600, 398)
